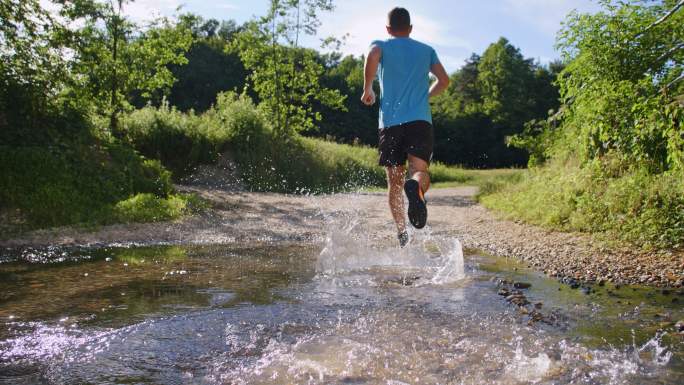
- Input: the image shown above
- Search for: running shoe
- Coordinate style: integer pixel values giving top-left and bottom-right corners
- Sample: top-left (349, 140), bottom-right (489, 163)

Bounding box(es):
top-left (404, 179), bottom-right (427, 229)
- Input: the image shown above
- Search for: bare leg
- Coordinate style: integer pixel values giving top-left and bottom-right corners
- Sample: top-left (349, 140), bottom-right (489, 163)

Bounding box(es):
top-left (386, 165), bottom-right (406, 232)
top-left (407, 154), bottom-right (430, 194)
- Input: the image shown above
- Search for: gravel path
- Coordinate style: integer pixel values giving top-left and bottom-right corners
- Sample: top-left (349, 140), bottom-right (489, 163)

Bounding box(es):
top-left (1, 186), bottom-right (682, 287)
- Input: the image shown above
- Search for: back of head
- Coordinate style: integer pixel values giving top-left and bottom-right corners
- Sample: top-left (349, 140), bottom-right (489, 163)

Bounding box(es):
top-left (387, 7), bottom-right (411, 32)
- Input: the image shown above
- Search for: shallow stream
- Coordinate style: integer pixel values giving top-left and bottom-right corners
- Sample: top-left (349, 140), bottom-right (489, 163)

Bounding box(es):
top-left (0, 224), bottom-right (682, 384)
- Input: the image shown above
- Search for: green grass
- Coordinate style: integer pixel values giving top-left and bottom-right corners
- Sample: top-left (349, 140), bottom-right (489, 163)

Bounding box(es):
top-left (432, 168), bottom-right (524, 189)
top-left (113, 193), bottom-right (206, 224)
top-left (478, 158), bottom-right (684, 250)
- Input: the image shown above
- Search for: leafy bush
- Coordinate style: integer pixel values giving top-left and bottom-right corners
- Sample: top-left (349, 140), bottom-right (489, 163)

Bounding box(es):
top-left (122, 102), bottom-right (216, 176)
top-left (113, 193), bottom-right (188, 223)
top-left (123, 92), bottom-right (472, 194)
top-left (480, 157), bottom-right (684, 250)
top-left (482, 1), bottom-right (684, 251)
top-left (0, 143), bottom-right (177, 228)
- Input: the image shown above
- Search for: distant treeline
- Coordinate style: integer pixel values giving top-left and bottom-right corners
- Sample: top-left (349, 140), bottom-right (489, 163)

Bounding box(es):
top-left (148, 16), bottom-right (561, 168)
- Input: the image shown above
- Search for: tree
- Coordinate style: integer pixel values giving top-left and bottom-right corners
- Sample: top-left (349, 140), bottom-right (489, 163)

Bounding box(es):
top-left (552, 0), bottom-right (684, 171)
top-left (311, 54), bottom-right (378, 144)
top-left (429, 40), bottom-right (559, 167)
top-left (59, 0), bottom-right (192, 138)
top-left (0, 0), bottom-right (65, 92)
top-left (477, 37), bottom-right (536, 129)
top-left (234, 0), bottom-right (345, 136)
top-left (160, 15), bottom-right (247, 113)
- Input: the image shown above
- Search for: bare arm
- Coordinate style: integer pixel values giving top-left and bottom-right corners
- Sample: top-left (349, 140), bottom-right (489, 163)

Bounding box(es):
top-left (361, 45), bottom-right (381, 105)
top-left (429, 62), bottom-right (450, 98)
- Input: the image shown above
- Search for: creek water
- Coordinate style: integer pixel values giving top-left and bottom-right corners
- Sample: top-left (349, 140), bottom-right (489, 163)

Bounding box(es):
top-left (0, 217), bottom-right (682, 384)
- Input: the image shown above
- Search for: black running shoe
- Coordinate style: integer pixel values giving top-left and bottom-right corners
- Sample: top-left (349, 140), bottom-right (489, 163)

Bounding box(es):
top-left (404, 179), bottom-right (427, 229)
top-left (398, 230), bottom-right (409, 247)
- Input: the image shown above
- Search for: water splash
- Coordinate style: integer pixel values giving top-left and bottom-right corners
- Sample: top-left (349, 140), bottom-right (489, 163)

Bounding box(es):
top-left (315, 218), bottom-right (465, 284)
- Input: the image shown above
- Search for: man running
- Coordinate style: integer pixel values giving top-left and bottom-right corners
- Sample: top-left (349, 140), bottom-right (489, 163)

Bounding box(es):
top-left (361, 7), bottom-right (449, 247)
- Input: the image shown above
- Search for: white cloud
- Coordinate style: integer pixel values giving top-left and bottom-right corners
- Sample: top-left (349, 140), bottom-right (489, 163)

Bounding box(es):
top-left (313, 0), bottom-right (472, 64)
top-left (501, 0), bottom-right (599, 36)
top-left (124, 0), bottom-right (183, 22)
top-left (216, 3), bottom-right (240, 11)
top-left (437, 54), bottom-right (469, 72)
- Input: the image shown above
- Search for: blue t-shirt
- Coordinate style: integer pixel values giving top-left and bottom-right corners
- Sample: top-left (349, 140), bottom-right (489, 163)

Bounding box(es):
top-left (371, 37), bottom-right (440, 129)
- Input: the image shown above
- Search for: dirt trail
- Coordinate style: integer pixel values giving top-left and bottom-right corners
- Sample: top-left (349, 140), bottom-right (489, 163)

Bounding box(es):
top-left (1, 186), bottom-right (681, 287)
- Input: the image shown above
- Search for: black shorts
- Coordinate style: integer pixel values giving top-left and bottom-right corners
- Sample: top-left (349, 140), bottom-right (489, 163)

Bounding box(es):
top-left (378, 120), bottom-right (434, 167)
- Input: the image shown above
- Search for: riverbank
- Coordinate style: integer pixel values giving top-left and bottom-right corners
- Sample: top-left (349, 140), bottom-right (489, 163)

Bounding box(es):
top-left (1, 186), bottom-right (681, 287)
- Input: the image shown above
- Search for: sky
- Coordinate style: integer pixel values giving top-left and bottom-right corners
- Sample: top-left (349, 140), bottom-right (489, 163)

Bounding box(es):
top-left (121, 0), bottom-right (602, 72)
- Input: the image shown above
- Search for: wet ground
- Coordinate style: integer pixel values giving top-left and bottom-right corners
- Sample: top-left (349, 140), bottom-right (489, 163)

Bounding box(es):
top-left (0, 230), bottom-right (682, 384)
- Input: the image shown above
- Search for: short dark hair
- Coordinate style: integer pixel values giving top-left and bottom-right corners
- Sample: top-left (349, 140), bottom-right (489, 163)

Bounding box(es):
top-left (387, 7), bottom-right (411, 31)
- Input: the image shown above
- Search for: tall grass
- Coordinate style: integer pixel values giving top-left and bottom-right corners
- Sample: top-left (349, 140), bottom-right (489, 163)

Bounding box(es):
top-left (479, 157), bottom-right (684, 250)
top-left (0, 142), bottom-right (196, 232)
top-left (124, 93), bottom-right (472, 194)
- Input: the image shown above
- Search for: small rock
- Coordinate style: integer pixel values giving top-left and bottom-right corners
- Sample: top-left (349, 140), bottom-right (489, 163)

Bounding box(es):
top-left (512, 298), bottom-right (530, 306)
top-left (675, 320), bottom-right (684, 332)
top-left (534, 302), bottom-right (543, 309)
top-left (514, 282), bottom-right (532, 289)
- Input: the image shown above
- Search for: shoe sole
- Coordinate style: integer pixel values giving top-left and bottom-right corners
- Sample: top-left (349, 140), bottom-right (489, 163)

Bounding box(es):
top-left (404, 179), bottom-right (427, 229)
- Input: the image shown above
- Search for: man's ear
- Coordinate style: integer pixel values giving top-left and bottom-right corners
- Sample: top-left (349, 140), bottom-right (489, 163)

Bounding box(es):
top-left (386, 26), bottom-right (393, 35)
top-left (408, 25), bottom-right (413, 34)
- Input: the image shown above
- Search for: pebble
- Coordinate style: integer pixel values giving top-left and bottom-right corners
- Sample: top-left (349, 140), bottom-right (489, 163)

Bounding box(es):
top-left (675, 320), bottom-right (684, 332)
top-left (513, 282), bottom-right (532, 289)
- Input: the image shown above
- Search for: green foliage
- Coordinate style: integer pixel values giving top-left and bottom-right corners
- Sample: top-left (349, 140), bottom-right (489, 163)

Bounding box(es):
top-left (59, 0), bottom-right (192, 137)
top-left (481, 1), bottom-right (684, 251)
top-left (123, 92), bottom-right (470, 193)
top-left (0, 0), bottom-right (66, 93)
top-left (481, 158), bottom-right (684, 250)
top-left (430, 41), bottom-right (561, 167)
top-left (122, 101), bottom-right (215, 176)
top-left (310, 54), bottom-right (378, 145)
top-left (161, 14), bottom-right (248, 112)
top-left (234, 0), bottom-right (345, 136)
top-left (549, 0), bottom-right (684, 170)
top-left (478, 38), bottom-right (536, 127)
top-left (113, 193), bottom-right (190, 223)
top-left (0, 143), bottom-right (176, 228)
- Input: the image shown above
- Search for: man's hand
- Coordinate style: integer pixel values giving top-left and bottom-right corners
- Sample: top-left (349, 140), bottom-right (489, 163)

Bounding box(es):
top-left (361, 87), bottom-right (376, 105)
top-left (429, 62), bottom-right (450, 98)
top-left (362, 44), bottom-right (381, 107)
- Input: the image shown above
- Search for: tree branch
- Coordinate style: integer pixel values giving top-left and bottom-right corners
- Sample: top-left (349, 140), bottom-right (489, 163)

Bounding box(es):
top-left (657, 42), bottom-right (684, 63)
top-left (663, 72), bottom-right (684, 92)
top-left (636, 0), bottom-right (684, 38)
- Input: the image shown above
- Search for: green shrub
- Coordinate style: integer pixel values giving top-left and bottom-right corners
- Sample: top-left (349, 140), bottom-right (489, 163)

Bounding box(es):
top-left (480, 158), bottom-right (684, 250)
top-left (122, 93), bottom-right (475, 194)
top-left (122, 102), bottom-right (215, 177)
top-left (0, 143), bottom-right (176, 229)
top-left (113, 193), bottom-right (188, 223)
top-left (430, 162), bottom-right (471, 184)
